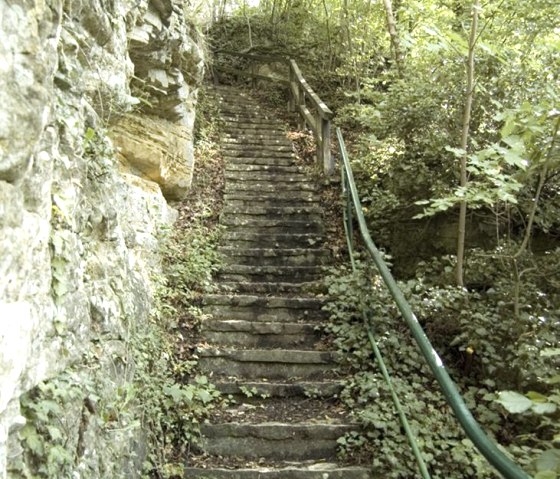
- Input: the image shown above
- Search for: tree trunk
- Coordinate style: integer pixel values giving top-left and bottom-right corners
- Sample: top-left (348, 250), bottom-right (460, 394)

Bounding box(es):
top-left (381, 0), bottom-right (404, 77)
top-left (456, 0), bottom-right (480, 287)
top-left (514, 116), bottom-right (560, 259)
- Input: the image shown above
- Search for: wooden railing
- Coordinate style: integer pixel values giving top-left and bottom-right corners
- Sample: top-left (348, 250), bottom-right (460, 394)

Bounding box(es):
top-left (213, 51), bottom-right (335, 175)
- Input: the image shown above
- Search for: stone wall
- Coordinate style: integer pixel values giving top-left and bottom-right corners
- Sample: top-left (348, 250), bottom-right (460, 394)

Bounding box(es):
top-left (0, 0), bottom-right (204, 477)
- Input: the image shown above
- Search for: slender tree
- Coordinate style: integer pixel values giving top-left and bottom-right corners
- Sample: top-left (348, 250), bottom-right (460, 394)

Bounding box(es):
top-left (456, 0), bottom-right (480, 287)
top-left (381, 0), bottom-right (404, 77)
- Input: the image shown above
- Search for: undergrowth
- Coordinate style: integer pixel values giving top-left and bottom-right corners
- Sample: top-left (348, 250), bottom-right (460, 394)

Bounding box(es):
top-left (324, 254), bottom-right (559, 478)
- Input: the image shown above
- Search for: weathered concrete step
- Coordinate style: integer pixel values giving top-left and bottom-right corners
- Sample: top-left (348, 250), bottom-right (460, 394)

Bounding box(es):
top-left (224, 157), bottom-right (298, 167)
top-left (223, 133), bottom-right (291, 142)
top-left (223, 230), bottom-right (323, 241)
top-left (202, 295), bottom-right (325, 320)
top-left (223, 138), bottom-right (293, 148)
top-left (225, 163), bottom-right (302, 173)
top-left (224, 182), bottom-right (318, 193)
top-left (221, 218), bottom-right (324, 235)
top-left (224, 143), bottom-right (293, 153)
top-left (222, 255), bottom-right (326, 268)
top-left (197, 348), bottom-right (338, 380)
top-left (223, 132), bottom-right (289, 141)
top-left (218, 102), bottom-right (270, 110)
top-left (221, 205), bottom-right (322, 216)
top-left (201, 320), bottom-right (320, 348)
top-left (223, 150), bottom-right (296, 159)
top-left (202, 305), bottom-right (325, 322)
top-left (221, 213), bottom-right (323, 227)
top-left (183, 465), bottom-right (372, 479)
top-left (222, 232), bottom-right (324, 249)
top-left (214, 380), bottom-right (343, 399)
top-left (219, 247), bottom-right (329, 267)
top-left (222, 217), bottom-right (324, 232)
top-left (222, 116), bottom-right (284, 126)
top-left (224, 124), bottom-right (285, 133)
top-left (203, 294), bottom-right (324, 309)
top-left (224, 189), bottom-right (318, 200)
top-left (224, 196), bottom-right (319, 209)
top-left (211, 97), bottom-right (257, 106)
top-left (225, 171), bottom-right (308, 182)
top-left (218, 272), bottom-right (322, 283)
top-left (198, 423), bottom-right (354, 460)
top-left (218, 267), bottom-right (323, 284)
top-left (211, 397), bottom-right (347, 423)
top-left (217, 281), bottom-right (325, 296)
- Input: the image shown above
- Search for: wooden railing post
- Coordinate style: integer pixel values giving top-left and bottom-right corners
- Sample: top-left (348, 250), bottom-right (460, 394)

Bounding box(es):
top-left (288, 65), bottom-right (295, 112)
top-left (297, 87), bottom-right (306, 130)
top-left (321, 118), bottom-right (333, 175)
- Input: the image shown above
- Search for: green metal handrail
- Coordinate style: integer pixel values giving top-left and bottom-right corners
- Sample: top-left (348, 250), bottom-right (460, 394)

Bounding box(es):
top-left (336, 127), bottom-right (530, 479)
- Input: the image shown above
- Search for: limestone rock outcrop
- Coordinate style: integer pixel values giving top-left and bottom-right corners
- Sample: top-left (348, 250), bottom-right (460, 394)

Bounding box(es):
top-left (0, 0), bottom-right (204, 477)
top-left (111, 114), bottom-right (195, 200)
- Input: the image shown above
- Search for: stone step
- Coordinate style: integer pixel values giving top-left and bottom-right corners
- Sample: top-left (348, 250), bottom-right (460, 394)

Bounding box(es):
top-left (222, 138), bottom-right (293, 148)
top-left (197, 348), bottom-right (338, 380)
top-left (222, 116), bottom-right (284, 126)
top-left (224, 182), bottom-right (318, 193)
top-left (223, 131), bottom-right (289, 140)
top-left (223, 196), bottom-right (319, 208)
top-left (223, 192), bottom-right (319, 204)
top-left (202, 304), bottom-right (325, 323)
top-left (217, 281), bottom-right (325, 296)
top-left (201, 320), bottom-right (320, 348)
top-left (217, 102), bottom-right (270, 109)
top-left (221, 255), bottom-right (326, 268)
top-left (224, 143), bottom-right (293, 153)
top-left (224, 157), bottom-right (298, 167)
top-left (214, 380), bottom-right (343, 399)
top-left (203, 295), bottom-right (326, 321)
top-left (223, 133), bottom-right (291, 142)
top-left (219, 247), bottom-right (329, 267)
top-left (221, 213), bottom-right (323, 227)
top-left (224, 171), bottom-right (308, 182)
top-left (223, 149), bottom-right (296, 159)
top-left (218, 266), bottom-right (323, 284)
top-left (221, 218), bottom-right (324, 235)
top-left (224, 124), bottom-right (284, 133)
top-left (197, 423), bottom-right (354, 461)
top-left (221, 205), bottom-right (322, 216)
top-left (211, 396), bottom-right (348, 424)
top-left (183, 465), bottom-right (372, 479)
top-left (203, 294), bottom-right (324, 309)
top-left (225, 163), bottom-right (303, 173)
top-left (222, 238), bottom-right (324, 253)
top-left (213, 97), bottom-right (264, 105)
top-left (222, 232), bottom-right (324, 249)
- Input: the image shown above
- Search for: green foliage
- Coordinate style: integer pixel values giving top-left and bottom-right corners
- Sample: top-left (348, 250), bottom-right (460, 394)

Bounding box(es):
top-left (132, 320), bottom-right (221, 476)
top-left (140, 221), bottom-right (224, 476)
top-left (156, 222), bottom-right (223, 318)
top-left (496, 348), bottom-right (560, 478)
top-left (12, 371), bottom-right (91, 478)
top-left (323, 260), bottom-right (502, 478)
top-left (239, 386), bottom-right (270, 400)
top-left (83, 126), bottom-right (115, 181)
top-left (323, 253), bottom-right (559, 477)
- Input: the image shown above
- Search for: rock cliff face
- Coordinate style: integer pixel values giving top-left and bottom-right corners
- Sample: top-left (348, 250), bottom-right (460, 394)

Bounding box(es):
top-left (0, 0), bottom-right (204, 477)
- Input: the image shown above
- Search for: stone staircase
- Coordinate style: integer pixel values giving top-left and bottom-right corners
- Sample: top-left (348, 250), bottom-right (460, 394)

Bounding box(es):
top-left (184, 85), bottom-right (371, 478)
